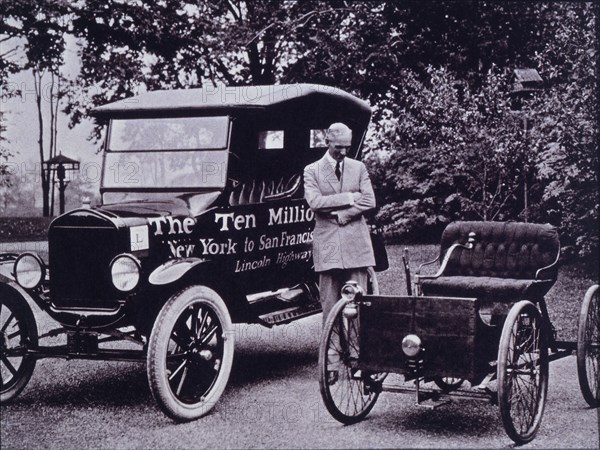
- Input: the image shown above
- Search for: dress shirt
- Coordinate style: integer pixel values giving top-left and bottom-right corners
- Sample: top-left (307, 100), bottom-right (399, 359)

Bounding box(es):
top-left (325, 152), bottom-right (344, 180)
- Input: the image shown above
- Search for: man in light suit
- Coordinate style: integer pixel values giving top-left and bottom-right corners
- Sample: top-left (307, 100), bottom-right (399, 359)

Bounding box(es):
top-left (303, 122), bottom-right (376, 325)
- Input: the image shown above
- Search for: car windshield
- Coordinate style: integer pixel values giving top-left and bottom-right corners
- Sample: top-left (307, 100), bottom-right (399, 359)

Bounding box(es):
top-left (108, 116), bottom-right (229, 151)
top-left (102, 150), bottom-right (228, 189)
top-left (103, 116), bottom-right (230, 190)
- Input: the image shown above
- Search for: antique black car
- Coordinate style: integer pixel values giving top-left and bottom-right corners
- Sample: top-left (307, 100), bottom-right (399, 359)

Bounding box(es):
top-left (0, 84), bottom-right (377, 421)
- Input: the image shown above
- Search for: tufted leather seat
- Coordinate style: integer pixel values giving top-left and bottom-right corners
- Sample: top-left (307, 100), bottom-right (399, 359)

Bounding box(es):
top-left (420, 221), bottom-right (560, 301)
top-left (229, 174), bottom-right (301, 206)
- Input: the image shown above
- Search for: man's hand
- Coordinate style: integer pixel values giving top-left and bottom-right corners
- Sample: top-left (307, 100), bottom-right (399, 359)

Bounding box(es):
top-left (335, 210), bottom-right (352, 226)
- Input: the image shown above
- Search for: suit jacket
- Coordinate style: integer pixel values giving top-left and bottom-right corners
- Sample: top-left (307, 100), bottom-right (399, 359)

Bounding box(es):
top-left (303, 154), bottom-right (376, 272)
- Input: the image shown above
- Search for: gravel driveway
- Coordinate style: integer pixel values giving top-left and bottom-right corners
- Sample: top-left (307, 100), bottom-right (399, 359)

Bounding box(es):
top-left (1, 311), bottom-right (598, 449)
top-left (1, 241), bottom-right (598, 448)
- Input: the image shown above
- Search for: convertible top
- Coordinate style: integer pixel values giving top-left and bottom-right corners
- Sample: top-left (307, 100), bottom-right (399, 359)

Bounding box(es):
top-left (92, 83), bottom-right (371, 121)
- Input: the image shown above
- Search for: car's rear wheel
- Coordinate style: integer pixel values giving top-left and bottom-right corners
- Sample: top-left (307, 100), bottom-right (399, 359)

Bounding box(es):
top-left (577, 284), bottom-right (599, 407)
top-left (497, 300), bottom-right (548, 445)
top-left (1, 290), bottom-right (38, 403)
top-left (147, 286), bottom-right (234, 421)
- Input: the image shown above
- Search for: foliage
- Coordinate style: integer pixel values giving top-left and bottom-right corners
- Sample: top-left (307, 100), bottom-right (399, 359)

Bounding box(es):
top-left (0, 217), bottom-right (52, 241)
top-left (528, 2), bottom-right (599, 265)
top-left (0, 164), bottom-right (38, 215)
top-left (66, 0), bottom-right (352, 134)
top-left (359, 2), bottom-right (597, 267)
top-left (1, 0), bottom-right (71, 216)
top-left (365, 66), bottom-right (531, 240)
top-left (0, 113), bottom-right (13, 188)
top-left (2, 1), bottom-right (596, 267)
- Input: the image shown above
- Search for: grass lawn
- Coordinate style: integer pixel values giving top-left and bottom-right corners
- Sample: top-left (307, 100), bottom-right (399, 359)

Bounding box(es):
top-left (377, 244), bottom-right (597, 343)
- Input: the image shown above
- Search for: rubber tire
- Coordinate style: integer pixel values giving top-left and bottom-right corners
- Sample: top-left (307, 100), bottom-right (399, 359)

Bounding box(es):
top-left (319, 297), bottom-right (380, 424)
top-left (577, 284), bottom-right (599, 407)
top-left (147, 286), bottom-right (234, 421)
top-left (1, 290), bottom-right (38, 403)
top-left (497, 300), bottom-right (548, 445)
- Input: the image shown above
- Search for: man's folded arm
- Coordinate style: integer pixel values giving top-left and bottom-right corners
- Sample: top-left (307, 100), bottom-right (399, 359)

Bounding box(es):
top-left (303, 166), bottom-right (355, 211)
top-left (335, 165), bottom-right (376, 221)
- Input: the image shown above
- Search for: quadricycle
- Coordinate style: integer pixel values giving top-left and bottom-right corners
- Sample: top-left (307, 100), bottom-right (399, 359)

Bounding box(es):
top-left (318, 220), bottom-right (599, 444)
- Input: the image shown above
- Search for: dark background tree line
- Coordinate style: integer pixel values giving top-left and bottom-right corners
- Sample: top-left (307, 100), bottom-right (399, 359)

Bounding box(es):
top-left (1, 0), bottom-right (597, 267)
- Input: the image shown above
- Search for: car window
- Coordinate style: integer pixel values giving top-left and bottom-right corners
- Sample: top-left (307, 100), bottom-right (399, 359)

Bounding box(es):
top-left (310, 129), bottom-right (327, 148)
top-left (258, 130), bottom-right (284, 150)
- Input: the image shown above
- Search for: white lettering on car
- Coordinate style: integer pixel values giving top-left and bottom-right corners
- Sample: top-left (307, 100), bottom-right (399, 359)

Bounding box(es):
top-left (148, 216), bottom-right (196, 236)
top-left (215, 212), bottom-right (257, 231)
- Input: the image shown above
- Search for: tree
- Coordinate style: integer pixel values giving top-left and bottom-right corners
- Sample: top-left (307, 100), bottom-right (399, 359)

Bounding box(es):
top-left (364, 66), bottom-right (529, 240)
top-left (0, 159), bottom-right (38, 215)
top-left (2, 0), bottom-right (70, 216)
top-left (529, 2), bottom-right (598, 265)
top-left (67, 0), bottom-right (352, 132)
top-left (4, 0), bottom-right (595, 263)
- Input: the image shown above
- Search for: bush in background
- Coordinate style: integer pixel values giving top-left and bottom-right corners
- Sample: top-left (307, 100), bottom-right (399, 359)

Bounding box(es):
top-left (0, 217), bottom-right (52, 242)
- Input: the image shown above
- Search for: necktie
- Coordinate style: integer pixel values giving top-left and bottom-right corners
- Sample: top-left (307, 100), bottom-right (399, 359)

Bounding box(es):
top-left (335, 161), bottom-right (341, 180)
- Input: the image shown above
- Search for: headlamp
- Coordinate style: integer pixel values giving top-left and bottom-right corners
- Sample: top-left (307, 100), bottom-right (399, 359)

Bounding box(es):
top-left (14, 253), bottom-right (45, 289)
top-left (110, 253), bottom-right (141, 292)
top-left (340, 282), bottom-right (363, 301)
top-left (401, 334), bottom-right (422, 357)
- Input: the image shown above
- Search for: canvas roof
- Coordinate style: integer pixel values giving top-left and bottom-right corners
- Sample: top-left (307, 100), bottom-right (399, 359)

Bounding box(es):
top-left (92, 84), bottom-right (371, 118)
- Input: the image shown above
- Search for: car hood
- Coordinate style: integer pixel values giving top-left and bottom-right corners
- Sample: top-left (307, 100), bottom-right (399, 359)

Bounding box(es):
top-left (100, 199), bottom-right (192, 218)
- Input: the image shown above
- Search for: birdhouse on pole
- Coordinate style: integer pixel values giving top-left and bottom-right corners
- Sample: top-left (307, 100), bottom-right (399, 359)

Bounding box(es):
top-left (509, 68), bottom-right (544, 110)
top-left (43, 152), bottom-right (80, 215)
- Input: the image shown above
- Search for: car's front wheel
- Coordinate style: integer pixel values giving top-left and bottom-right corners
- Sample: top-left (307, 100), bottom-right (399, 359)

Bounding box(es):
top-left (147, 286), bottom-right (234, 421)
top-left (1, 289), bottom-right (38, 403)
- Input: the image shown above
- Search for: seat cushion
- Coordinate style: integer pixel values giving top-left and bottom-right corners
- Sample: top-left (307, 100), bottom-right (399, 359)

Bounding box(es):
top-left (440, 221), bottom-right (560, 281)
top-left (420, 276), bottom-right (555, 301)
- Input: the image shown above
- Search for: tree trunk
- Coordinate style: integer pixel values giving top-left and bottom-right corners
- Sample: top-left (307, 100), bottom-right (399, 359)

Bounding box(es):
top-left (34, 69), bottom-right (50, 217)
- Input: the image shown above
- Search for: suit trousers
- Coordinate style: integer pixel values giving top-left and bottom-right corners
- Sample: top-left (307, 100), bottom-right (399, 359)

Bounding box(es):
top-left (319, 268), bottom-right (368, 326)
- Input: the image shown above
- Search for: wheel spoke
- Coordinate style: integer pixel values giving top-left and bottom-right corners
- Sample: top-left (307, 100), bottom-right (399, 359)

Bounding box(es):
top-left (584, 292), bottom-right (600, 398)
top-left (170, 330), bottom-right (190, 350)
top-left (499, 303), bottom-right (547, 443)
top-left (7, 329), bottom-right (22, 340)
top-left (1, 312), bottom-right (15, 334)
top-left (196, 307), bottom-right (209, 340)
top-left (1, 354), bottom-right (18, 377)
top-left (190, 304), bottom-right (201, 338)
top-left (320, 301), bottom-right (379, 421)
top-left (176, 366), bottom-right (189, 396)
top-left (199, 324), bottom-right (219, 346)
top-left (0, 297), bottom-right (38, 404)
top-left (169, 359), bottom-right (187, 382)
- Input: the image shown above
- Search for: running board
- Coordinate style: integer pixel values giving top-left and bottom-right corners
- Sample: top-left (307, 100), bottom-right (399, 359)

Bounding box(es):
top-left (258, 303), bottom-right (321, 326)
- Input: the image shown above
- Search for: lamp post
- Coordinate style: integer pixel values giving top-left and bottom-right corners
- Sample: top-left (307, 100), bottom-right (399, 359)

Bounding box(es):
top-left (509, 68), bottom-right (543, 222)
top-left (43, 153), bottom-right (80, 215)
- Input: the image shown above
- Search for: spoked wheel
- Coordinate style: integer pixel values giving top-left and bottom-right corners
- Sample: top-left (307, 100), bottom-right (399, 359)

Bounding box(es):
top-left (497, 301), bottom-right (548, 445)
top-left (1, 291), bottom-right (38, 403)
top-left (577, 284), bottom-right (599, 407)
top-left (147, 286), bottom-right (234, 421)
top-left (319, 298), bottom-right (383, 424)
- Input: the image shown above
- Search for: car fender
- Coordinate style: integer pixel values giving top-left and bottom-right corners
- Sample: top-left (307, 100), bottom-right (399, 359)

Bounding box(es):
top-left (148, 258), bottom-right (209, 286)
top-left (0, 271), bottom-right (37, 307)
